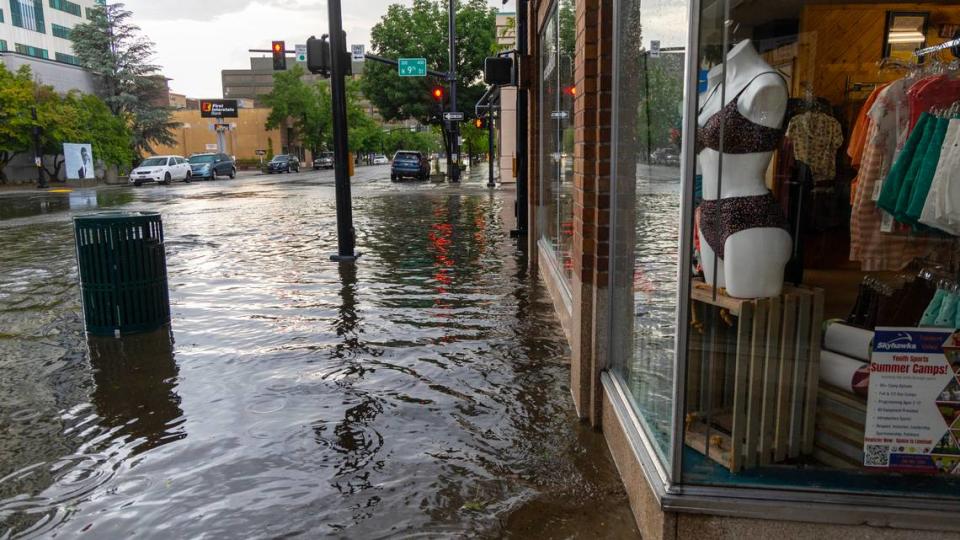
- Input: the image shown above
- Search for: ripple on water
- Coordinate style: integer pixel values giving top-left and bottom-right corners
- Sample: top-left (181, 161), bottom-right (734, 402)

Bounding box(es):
top-left (0, 180), bottom-right (639, 538)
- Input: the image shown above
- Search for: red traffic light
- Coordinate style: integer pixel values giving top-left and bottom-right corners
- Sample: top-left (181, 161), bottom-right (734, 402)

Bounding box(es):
top-left (432, 87), bottom-right (444, 101)
top-left (562, 85), bottom-right (577, 97)
top-left (272, 40), bottom-right (286, 71)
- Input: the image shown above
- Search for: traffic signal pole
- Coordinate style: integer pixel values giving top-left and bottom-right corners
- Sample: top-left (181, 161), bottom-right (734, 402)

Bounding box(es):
top-left (447, 0), bottom-right (460, 183)
top-left (511, 0), bottom-right (529, 237)
top-left (328, 0), bottom-right (359, 262)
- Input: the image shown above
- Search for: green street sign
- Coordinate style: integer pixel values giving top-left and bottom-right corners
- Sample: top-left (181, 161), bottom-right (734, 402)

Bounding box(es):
top-left (398, 58), bottom-right (427, 77)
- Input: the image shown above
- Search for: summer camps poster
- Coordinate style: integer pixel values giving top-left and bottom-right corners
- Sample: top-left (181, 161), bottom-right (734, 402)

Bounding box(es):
top-left (864, 328), bottom-right (960, 474)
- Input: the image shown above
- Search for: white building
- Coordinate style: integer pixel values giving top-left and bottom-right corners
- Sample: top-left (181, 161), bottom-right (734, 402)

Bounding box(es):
top-left (0, 0), bottom-right (104, 92)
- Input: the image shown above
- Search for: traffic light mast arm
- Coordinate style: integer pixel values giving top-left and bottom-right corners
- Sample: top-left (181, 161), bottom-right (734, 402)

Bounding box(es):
top-left (363, 53), bottom-right (449, 79)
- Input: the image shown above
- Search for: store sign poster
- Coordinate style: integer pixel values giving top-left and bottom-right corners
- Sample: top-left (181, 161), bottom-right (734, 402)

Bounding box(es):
top-left (864, 328), bottom-right (960, 474)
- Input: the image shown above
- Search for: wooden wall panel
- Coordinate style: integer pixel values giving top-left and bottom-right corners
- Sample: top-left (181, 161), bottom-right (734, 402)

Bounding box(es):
top-left (797, 3), bottom-right (960, 104)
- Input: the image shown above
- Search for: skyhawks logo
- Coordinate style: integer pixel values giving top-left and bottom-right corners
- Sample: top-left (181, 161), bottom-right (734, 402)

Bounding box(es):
top-left (874, 333), bottom-right (917, 351)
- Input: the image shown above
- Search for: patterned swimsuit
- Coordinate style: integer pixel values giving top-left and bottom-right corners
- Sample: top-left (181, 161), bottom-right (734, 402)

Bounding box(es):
top-left (697, 72), bottom-right (790, 259)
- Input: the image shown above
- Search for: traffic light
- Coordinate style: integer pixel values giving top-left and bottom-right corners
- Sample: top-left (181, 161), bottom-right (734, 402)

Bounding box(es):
top-left (432, 86), bottom-right (444, 102)
top-left (272, 41), bottom-right (286, 71)
top-left (474, 118), bottom-right (486, 129)
top-left (563, 85), bottom-right (577, 97)
top-left (306, 35), bottom-right (330, 75)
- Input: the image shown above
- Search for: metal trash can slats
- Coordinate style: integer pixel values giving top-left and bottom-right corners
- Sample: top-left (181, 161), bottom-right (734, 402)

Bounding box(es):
top-left (74, 211), bottom-right (171, 336)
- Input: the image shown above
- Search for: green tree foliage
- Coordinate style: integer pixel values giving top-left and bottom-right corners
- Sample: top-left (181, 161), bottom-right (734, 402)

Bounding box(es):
top-left (71, 2), bottom-right (177, 158)
top-left (362, 0), bottom-right (496, 124)
top-left (0, 65), bottom-right (36, 183)
top-left (261, 66), bottom-right (382, 155)
top-left (0, 64), bottom-right (134, 183)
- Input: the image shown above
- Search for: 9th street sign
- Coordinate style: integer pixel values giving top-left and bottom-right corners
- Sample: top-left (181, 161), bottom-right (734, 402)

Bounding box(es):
top-left (398, 58), bottom-right (427, 77)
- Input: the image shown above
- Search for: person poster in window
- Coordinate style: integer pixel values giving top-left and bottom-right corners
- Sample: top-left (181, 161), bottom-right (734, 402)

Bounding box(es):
top-left (64, 143), bottom-right (95, 180)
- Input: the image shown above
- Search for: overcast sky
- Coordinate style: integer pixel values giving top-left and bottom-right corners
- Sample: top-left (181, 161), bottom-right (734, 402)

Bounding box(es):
top-left (123, 0), bottom-right (514, 99)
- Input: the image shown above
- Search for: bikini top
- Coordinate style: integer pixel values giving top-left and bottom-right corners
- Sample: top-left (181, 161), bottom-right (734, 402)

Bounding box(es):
top-left (697, 72), bottom-right (787, 154)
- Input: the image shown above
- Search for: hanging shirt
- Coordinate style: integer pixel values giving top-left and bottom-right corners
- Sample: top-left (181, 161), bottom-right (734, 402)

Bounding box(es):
top-left (919, 119), bottom-right (960, 235)
top-left (903, 117), bottom-right (950, 225)
top-left (908, 76), bottom-right (960, 130)
top-left (785, 111), bottom-right (844, 182)
top-left (848, 83), bottom-right (889, 168)
top-left (850, 81), bottom-right (947, 271)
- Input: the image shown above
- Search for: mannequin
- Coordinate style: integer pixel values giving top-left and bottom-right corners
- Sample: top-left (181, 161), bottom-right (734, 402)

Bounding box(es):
top-left (697, 40), bottom-right (792, 298)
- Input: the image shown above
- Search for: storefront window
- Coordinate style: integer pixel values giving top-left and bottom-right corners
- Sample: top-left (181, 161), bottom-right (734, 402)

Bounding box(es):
top-left (609, 0), bottom-right (689, 464)
top-left (682, 0), bottom-right (960, 497)
top-left (539, 0), bottom-right (576, 286)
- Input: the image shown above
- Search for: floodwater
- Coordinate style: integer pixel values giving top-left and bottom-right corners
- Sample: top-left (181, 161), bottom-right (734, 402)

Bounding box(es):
top-left (0, 169), bottom-right (639, 538)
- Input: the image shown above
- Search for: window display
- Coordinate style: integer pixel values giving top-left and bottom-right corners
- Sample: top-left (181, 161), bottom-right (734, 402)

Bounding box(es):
top-left (681, 0), bottom-right (960, 496)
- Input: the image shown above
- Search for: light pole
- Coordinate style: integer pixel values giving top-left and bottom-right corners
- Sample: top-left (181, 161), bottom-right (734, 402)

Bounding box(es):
top-left (328, 0), bottom-right (359, 262)
top-left (447, 0), bottom-right (460, 183)
top-left (32, 107), bottom-right (47, 189)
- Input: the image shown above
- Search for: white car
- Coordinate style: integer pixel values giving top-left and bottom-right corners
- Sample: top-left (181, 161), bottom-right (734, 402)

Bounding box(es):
top-left (130, 155), bottom-right (193, 186)
top-left (373, 154), bottom-right (389, 165)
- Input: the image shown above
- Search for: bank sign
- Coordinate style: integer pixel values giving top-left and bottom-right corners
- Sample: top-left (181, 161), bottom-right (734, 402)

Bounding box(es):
top-left (864, 328), bottom-right (960, 474)
top-left (200, 99), bottom-right (239, 118)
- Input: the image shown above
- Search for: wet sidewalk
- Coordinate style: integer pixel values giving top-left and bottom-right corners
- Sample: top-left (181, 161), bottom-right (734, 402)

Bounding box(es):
top-left (0, 172), bottom-right (639, 538)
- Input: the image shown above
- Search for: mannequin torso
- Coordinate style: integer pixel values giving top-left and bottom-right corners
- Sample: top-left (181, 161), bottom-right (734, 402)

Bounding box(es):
top-left (696, 40), bottom-right (792, 298)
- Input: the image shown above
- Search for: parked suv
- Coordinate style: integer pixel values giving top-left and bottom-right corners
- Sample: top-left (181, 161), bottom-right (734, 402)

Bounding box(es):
top-left (130, 155), bottom-right (192, 186)
top-left (313, 152), bottom-right (334, 170)
top-left (189, 153), bottom-right (236, 180)
top-left (266, 154), bottom-right (300, 174)
top-left (390, 151), bottom-right (430, 181)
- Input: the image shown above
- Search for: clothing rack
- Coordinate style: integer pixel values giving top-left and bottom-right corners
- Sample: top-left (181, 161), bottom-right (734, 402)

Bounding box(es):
top-left (915, 37), bottom-right (960, 58)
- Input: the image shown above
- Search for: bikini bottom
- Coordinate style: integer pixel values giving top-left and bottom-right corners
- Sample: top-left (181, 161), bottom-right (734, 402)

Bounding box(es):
top-left (699, 192), bottom-right (789, 260)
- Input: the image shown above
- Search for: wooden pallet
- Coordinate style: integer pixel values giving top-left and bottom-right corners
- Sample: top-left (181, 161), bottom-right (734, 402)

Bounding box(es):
top-left (685, 281), bottom-right (825, 472)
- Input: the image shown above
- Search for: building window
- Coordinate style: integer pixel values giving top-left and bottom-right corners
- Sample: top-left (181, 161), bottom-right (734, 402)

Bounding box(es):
top-left (48, 0), bottom-right (80, 17)
top-left (55, 51), bottom-right (78, 65)
top-left (609, 0), bottom-right (689, 465)
top-left (51, 22), bottom-right (70, 39)
top-left (10, 0), bottom-right (45, 33)
top-left (537, 0), bottom-right (576, 288)
top-left (15, 42), bottom-right (48, 59)
top-left (0, 40), bottom-right (7, 52)
top-left (0, 8), bottom-right (5, 22)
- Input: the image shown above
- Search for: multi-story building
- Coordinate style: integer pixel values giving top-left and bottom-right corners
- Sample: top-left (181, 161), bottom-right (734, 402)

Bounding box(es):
top-left (0, 0), bottom-right (104, 92)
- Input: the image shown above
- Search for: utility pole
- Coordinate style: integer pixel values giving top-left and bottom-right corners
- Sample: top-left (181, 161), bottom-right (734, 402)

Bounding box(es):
top-left (511, 0), bottom-right (529, 237)
top-left (32, 107), bottom-right (47, 189)
top-left (487, 112), bottom-right (495, 188)
top-left (328, 0), bottom-right (359, 262)
top-left (447, 0), bottom-right (460, 183)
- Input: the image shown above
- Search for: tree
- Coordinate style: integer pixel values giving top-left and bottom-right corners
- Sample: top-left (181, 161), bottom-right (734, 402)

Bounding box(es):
top-left (0, 65), bottom-right (36, 183)
top-left (71, 3), bottom-right (177, 158)
top-left (261, 66), bottom-right (379, 155)
top-left (361, 0), bottom-right (496, 125)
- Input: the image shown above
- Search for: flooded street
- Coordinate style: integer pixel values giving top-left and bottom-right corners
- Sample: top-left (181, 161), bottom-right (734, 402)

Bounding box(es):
top-left (0, 167), bottom-right (638, 538)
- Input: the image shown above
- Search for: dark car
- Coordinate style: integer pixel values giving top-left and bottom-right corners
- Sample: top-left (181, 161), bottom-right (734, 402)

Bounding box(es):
top-left (189, 153), bottom-right (236, 180)
top-left (266, 154), bottom-right (300, 174)
top-left (313, 152), bottom-right (334, 170)
top-left (390, 151), bottom-right (430, 181)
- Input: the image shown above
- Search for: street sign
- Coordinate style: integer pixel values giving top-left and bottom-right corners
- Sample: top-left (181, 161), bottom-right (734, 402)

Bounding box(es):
top-left (351, 44), bottom-right (365, 62)
top-left (205, 144), bottom-right (218, 151)
top-left (550, 111), bottom-right (569, 120)
top-left (295, 44), bottom-right (307, 63)
top-left (443, 112), bottom-right (464, 121)
top-left (200, 99), bottom-right (239, 118)
top-left (255, 149), bottom-right (266, 156)
top-left (398, 57), bottom-right (427, 77)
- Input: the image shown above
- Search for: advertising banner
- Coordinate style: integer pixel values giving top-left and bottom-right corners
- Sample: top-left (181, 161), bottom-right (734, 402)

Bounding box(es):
top-left (864, 328), bottom-right (960, 474)
top-left (63, 143), bottom-right (95, 180)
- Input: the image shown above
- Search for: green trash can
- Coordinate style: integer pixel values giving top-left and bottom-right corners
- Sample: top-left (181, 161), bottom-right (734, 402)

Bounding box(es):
top-left (73, 211), bottom-right (171, 336)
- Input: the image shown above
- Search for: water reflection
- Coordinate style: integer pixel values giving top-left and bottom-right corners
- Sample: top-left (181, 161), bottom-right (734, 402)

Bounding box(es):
top-left (0, 178), bottom-right (639, 537)
top-left (87, 329), bottom-right (185, 454)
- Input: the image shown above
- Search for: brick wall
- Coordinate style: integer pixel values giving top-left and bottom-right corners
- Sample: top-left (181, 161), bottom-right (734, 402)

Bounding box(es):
top-left (527, 0), bottom-right (613, 426)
